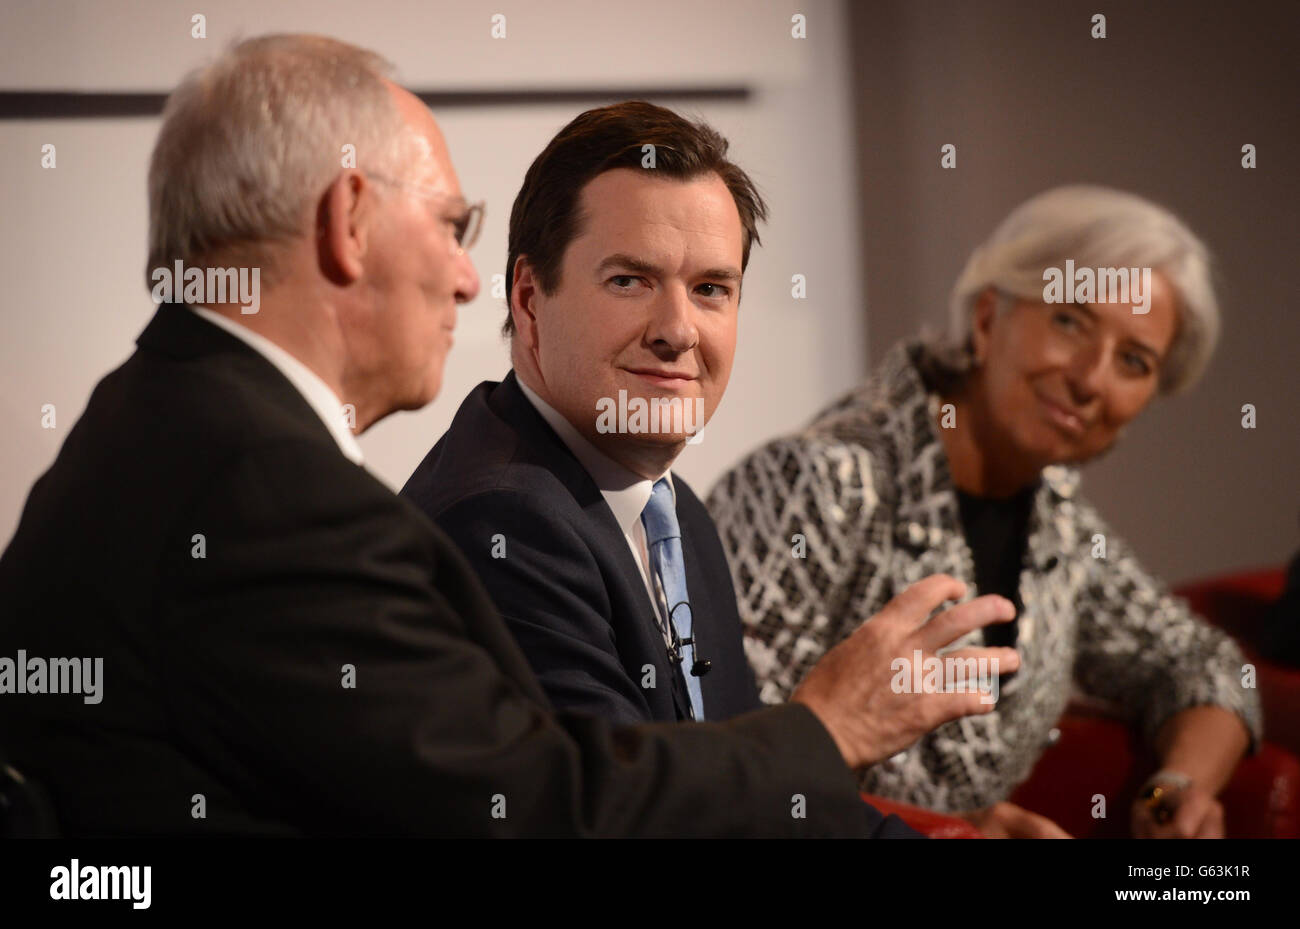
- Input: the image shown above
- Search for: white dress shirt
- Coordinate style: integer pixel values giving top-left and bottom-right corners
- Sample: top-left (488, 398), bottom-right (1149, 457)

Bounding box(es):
top-left (187, 306), bottom-right (365, 466)
top-left (516, 377), bottom-right (676, 643)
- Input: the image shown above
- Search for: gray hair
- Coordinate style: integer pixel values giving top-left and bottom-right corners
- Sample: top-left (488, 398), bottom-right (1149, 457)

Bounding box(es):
top-left (146, 34), bottom-right (410, 289)
top-left (932, 185), bottom-right (1219, 395)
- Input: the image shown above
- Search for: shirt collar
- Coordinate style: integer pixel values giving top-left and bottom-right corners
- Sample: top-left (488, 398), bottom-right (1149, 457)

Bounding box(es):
top-left (515, 374), bottom-right (673, 534)
top-left (187, 306), bottom-right (365, 465)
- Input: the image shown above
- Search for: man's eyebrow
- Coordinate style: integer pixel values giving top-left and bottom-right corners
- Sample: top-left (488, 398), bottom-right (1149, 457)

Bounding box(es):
top-left (595, 254), bottom-right (665, 277)
top-left (698, 267), bottom-right (743, 282)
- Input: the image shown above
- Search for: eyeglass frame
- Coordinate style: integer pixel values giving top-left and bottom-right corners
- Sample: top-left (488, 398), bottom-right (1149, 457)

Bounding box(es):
top-left (366, 172), bottom-right (485, 253)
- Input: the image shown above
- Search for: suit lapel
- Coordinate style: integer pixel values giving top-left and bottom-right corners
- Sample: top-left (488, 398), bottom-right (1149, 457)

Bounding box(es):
top-left (490, 372), bottom-right (694, 720)
top-left (490, 372), bottom-right (655, 609)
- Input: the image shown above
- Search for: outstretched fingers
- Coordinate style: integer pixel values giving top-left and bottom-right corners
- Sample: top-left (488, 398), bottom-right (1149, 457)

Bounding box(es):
top-left (917, 594), bottom-right (1016, 653)
top-left (880, 574), bottom-right (968, 633)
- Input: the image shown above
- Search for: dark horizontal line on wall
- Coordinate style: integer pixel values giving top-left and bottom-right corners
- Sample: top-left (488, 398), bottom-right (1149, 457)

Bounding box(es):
top-left (0, 86), bottom-right (752, 119)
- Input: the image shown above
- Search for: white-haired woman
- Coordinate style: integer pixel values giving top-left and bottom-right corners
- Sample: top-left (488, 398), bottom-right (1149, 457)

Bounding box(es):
top-left (708, 186), bottom-right (1261, 838)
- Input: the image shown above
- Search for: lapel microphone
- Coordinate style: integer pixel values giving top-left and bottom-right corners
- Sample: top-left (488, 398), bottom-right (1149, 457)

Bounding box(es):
top-left (688, 635), bottom-right (711, 677)
top-left (667, 600), bottom-right (712, 676)
top-left (674, 634), bottom-right (711, 676)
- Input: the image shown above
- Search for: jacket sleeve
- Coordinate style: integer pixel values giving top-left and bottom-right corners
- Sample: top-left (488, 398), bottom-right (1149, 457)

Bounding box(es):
top-left (706, 435), bottom-right (891, 704)
top-left (1070, 500), bottom-right (1263, 751)
top-left (162, 437), bottom-right (903, 837)
top-left (433, 488), bottom-right (658, 726)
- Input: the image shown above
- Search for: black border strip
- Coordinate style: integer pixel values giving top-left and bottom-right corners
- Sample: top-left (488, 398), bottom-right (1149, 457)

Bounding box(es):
top-left (0, 86), bottom-right (751, 119)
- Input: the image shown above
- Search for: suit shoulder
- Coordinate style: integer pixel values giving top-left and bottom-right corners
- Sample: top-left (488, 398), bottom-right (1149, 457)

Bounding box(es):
top-left (403, 384), bottom-right (581, 519)
top-left (83, 344), bottom-right (338, 461)
top-left (429, 483), bottom-right (591, 570)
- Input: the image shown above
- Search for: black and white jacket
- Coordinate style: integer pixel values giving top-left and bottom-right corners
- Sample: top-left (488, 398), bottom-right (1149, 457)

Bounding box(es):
top-left (707, 340), bottom-right (1262, 812)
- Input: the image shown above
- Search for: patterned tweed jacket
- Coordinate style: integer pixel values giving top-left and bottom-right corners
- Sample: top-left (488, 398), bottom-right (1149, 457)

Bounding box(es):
top-left (706, 340), bottom-right (1262, 813)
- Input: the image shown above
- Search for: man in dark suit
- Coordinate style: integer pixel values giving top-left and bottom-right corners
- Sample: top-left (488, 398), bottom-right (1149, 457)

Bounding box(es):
top-left (402, 369), bottom-right (761, 725)
top-left (0, 35), bottom-right (1018, 838)
top-left (403, 103), bottom-right (768, 725)
top-left (401, 102), bottom-right (1020, 733)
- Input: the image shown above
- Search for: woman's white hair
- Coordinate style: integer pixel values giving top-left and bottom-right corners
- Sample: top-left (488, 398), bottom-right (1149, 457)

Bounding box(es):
top-left (937, 185), bottom-right (1219, 395)
top-left (146, 34), bottom-right (410, 289)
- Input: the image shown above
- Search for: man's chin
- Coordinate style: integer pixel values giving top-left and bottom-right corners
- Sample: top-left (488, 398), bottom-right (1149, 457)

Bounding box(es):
top-left (418, 382), bottom-right (442, 409)
top-left (594, 387), bottom-right (709, 438)
top-left (397, 377), bottom-right (443, 414)
top-left (629, 431), bottom-right (694, 448)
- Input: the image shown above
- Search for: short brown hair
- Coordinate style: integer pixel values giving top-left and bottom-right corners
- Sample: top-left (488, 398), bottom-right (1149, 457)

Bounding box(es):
top-left (503, 100), bottom-right (768, 335)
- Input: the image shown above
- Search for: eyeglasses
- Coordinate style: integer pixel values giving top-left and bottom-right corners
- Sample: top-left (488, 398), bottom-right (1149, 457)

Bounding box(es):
top-left (367, 173), bottom-right (485, 253)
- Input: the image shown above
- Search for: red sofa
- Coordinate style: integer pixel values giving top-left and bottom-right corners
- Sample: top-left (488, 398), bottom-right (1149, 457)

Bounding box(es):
top-left (861, 793), bottom-right (981, 838)
top-left (866, 567), bottom-right (1300, 838)
top-left (1176, 567), bottom-right (1300, 760)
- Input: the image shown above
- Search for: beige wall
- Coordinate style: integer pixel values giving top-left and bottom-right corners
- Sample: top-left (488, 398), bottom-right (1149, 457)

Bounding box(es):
top-left (0, 0), bottom-right (865, 547)
top-left (3, 0), bottom-right (1293, 585)
top-left (849, 0), bottom-right (1298, 584)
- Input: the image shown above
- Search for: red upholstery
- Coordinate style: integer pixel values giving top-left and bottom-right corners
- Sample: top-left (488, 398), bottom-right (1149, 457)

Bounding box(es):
top-left (852, 571), bottom-right (1300, 841)
top-left (1009, 714), bottom-right (1300, 837)
top-left (1007, 567), bottom-right (1300, 838)
top-left (1175, 567), bottom-right (1300, 759)
top-left (1010, 714), bottom-right (1139, 838)
top-left (861, 793), bottom-right (981, 838)
top-left (875, 568), bottom-right (1300, 838)
top-left (869, 718), bottom-right (1300, 838)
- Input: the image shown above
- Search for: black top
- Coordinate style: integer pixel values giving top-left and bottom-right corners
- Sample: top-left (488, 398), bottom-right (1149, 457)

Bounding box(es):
top-left (956, 485), bottom-right (1037, 649)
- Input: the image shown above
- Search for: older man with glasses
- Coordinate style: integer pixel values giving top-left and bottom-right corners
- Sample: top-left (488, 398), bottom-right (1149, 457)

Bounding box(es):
top-left (0, 34), bottom-right (1013, 838)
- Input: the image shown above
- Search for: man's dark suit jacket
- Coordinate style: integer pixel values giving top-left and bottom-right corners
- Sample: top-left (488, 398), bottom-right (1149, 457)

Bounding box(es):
top-left (0, 305), bottom-right (913, 837)
top-left (402, 373), bottom-right (761, 726)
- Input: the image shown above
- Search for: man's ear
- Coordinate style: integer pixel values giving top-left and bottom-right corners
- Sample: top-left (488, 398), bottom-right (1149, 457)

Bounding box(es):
top-left (970, 286), bottom-right (1000, 364)
top-left (510, 256), bottom-right (542, 350)
top-left (317, 171), bottom-right (372, 284)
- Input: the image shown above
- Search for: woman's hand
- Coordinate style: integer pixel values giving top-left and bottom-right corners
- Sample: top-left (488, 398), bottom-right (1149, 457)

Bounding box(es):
top-left (1131, 781), bottom-right (1224, 838)
top-left (961, 801), bottom-right (1072, 838)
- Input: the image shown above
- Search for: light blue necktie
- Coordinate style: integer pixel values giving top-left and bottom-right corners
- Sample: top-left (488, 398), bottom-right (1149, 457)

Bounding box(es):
top-left (641, 478), bottom-right (706, 721)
